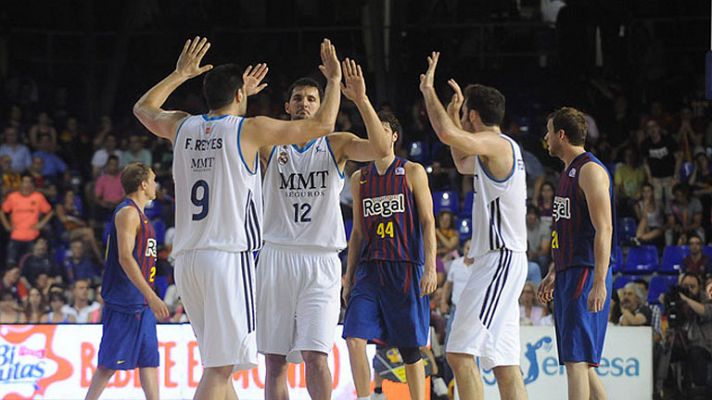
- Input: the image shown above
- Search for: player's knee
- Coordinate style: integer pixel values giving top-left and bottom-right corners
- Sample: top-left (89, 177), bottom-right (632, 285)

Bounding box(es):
top-left (204, 365), bottom-right (233, 379)
top-left (398, 347), bottom-right (421, 365)
top-left (346, 337), bottom-right (366, 352)
top-left (446, 352), bottom-right (472, 370)
top-left (301, 350), bottom-right (328, 367)
top-left (265, 355), bottom-right (288, 376)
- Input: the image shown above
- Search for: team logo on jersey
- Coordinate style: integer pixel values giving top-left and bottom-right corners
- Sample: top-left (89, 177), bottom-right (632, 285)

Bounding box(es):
top-left (568, 168), bottom-right (576, 178)
top-left (518, 159), bottom-right (525, 170)
top-left (145, 238), bottom-right (157, 258)
top-left (363, 194), bottom-right (405, 218)
top-left (278, 149), bottom-right (289, 165)
top-left (205, 123), bottom-right (213, 136)
top-left (552, 196), bottom-right (571, 221)
top-left (395, 167), bottom-right (405, 176)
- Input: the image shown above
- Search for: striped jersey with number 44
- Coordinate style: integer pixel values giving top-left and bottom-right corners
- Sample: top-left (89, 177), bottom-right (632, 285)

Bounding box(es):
top-left (262, 137), bottom-right (346, 251)
top-left (172, 115), bottom-right (263, 256)
top-left (468, 134), bottom-right (527, 259)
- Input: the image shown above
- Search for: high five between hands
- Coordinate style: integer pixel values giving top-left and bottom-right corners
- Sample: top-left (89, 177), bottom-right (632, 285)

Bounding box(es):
top-left (172, 37), bottom-right (378, 102)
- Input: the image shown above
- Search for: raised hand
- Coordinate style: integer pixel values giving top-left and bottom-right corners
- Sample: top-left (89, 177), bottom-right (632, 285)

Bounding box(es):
top-left (340, 58), bottom-right (366, 102)
top-left (446, 78), bottom-right (464, 126)
top-left (242, 63), bottom-right (269, 96)
top-left (419, 51), bottom-right (440, 92)
top-left (318, 39), bottom-right (342, 82)
top-left (175, 36), bottom-right (213, 79)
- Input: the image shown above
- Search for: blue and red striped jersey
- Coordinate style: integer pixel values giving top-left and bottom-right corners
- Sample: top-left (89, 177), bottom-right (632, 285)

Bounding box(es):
top-left (357, 157), bottom-right (424, 264)
top-left (552, 152), bottom-right (617, 272)
top-left (102, 198), bottom-right (157, 313)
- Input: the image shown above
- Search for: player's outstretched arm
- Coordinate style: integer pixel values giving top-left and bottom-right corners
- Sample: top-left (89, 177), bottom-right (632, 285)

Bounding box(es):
top-left (133, 36), bottom-right (213, 143)
top-left (419, 52), bottom-right (508, 158)
top-left (342, 170), bottom-right (365, 304)
top-left (579, 162), bottom-right (613, 313)
top-left (406, 162), bottom-right (437, 296)
top-left (445, 79), bottom-right (476, 174)
top-left (328, 58), bottom-right (391, 163)
top-left (242, 39), bottom-right (342, 147)
top-left (115, 208), bottom-right (169, 320)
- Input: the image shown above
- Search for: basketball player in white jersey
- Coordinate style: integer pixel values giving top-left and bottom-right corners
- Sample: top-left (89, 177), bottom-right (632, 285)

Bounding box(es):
top-left (256, 59), bottom-right (391, 400)
top-left (420, 52), bottom-right (529, 400)
top-left (133, 36), bottom-right (342, 400)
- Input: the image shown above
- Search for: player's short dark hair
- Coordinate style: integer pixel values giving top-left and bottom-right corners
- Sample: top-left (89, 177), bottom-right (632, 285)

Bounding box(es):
top-left (121, 162), bottom-right (152, 194)
top-left (286, 77), bottom-right (323, 102)
top-left (463, 84), bottom-right (506, 126)
top-left (202, 64), bottom-right (244, 110)
top-left (378, 110), bottom-right (402, 147)
top-left (550, 107), bottom-right (587, 146)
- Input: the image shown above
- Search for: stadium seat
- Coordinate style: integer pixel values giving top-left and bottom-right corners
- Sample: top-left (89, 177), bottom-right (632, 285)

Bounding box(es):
top-left (457, 218), bottom-right (472, 242)
top-left (154, 275), bottom-right (169, 299)
top-left (344, 219), bottom-right (353, 241)
top-left (460, 191), bottom-right (474, 217)
top-left (659, 245), bottom-right (689, 274)
top-left (610, 246), bottom-right (624, 273)
top-left (618, 217), bottom-right (637, 244)
top-left (408, 141), bottom-right (429, 163)
top-left (432, 191), bottom-right (459, 215)
top-left (703, 245), bottom-right (712, 260)
top-left (648, 275), bottom-right (678, 304)
top-left (613, 274), bottom-right (637, 290)
top-left (622, 245), bottom-right (658, 274)
top-left (152, 219), bottom-right (167, 245)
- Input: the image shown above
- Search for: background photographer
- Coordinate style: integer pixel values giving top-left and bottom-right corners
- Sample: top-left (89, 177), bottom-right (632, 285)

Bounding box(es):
top-left (663, 273), bottom-right (712, 396)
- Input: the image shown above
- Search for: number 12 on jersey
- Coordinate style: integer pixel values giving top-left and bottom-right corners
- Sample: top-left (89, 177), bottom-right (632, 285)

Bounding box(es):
top-left (377, 221), bottom-right (394, 239)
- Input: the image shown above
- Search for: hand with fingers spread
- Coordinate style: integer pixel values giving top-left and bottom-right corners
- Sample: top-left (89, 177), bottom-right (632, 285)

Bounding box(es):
top-left (446, 79), bottom-right (464, 128)
top-left (175, 36), bottom-right (213, 79)
top-left (318, 39), bottom-right (342, 82)
top-left (243, 63), bottom-right (269, 96)
top-left (419, 51), bottom-right (440, 93)
top-left (340, 58), bottom-right (366, 103)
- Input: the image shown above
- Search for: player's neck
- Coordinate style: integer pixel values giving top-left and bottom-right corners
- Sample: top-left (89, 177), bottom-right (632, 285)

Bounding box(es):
top-left (561, 146), bottom-right (586, 169)
top-left (209, 103), bottom-right (243, 118)
top-left (472, 123), bottom-right (501, 135)
top-left (127, 193), bottom-right (148, 211)
top-left (374, 153), bottom-right (396, 174)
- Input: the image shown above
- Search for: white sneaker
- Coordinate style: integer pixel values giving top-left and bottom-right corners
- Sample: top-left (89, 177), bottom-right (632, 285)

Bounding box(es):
top-left (370, 392), bottom-right (386, 400)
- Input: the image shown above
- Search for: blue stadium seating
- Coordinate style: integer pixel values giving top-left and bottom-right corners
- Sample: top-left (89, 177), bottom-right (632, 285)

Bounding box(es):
top-left (659, 245), bottom-right (689, 274)
top-left (648, 275), bottom-right (678, 304)
top-left (344, 219), bottom-right (353, 241)
top-left (154, 275), bottom-right (169, 299)
top-left (460, 192), bottom-right (474, 217)
top-left (408, 141), bottom-right (429, 163)
top-left (457, 218), bottom-right (472, 242)
top-left (703, 245), bottom-right (712, 260)
top-left (432, 191), bottom-right (459, 215)
top-left (152, 219), bottom-right (167, 245)
top-left (613, 274), bottom-right (637, 290)
top-left (610, 246), bottom-right (624, 273)
top-left (623, 245), bottom-right (658, 274)
top-left (618, 217), bottom-right (637, 244)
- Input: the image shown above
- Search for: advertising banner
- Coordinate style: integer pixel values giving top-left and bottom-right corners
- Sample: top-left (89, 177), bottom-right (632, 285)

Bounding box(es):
top-left (0, 324), bottom-right (651, 399)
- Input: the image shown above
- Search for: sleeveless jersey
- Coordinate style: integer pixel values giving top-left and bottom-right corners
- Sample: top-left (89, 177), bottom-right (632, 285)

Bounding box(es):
top-left (263, 137), bottom-right (346, 251)
top-left (552, 152), bottom-right (617, 271)
top-left (468, 133), bottom-right (527, 259)
top-left (357, 157), bottom-right (424, 264)
top-left (172, 115), bottom-right (263, 256)
top-left (102, 199), bottom-right (157, 313)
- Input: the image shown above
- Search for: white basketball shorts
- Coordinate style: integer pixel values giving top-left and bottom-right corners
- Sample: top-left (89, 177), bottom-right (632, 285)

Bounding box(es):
top-left (256, 243), bottom-right (341, 363)
top-left (174, 249), bottom-right (257, 370)
top-left (446, 249), bottom-right (527, 370)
